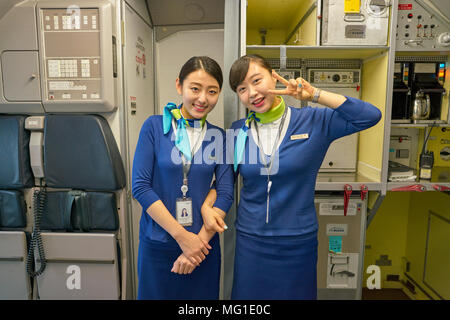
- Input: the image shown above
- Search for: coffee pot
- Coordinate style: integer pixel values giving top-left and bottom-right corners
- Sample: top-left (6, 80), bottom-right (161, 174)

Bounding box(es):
top-left (412, 91), bottom-right (430, 121)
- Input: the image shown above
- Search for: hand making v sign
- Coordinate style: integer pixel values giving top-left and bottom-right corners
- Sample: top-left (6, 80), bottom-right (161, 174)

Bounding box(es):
top-left (269, 69), bottom-right (348, 108)
top-left (268, 70), bottom-right (315, 101)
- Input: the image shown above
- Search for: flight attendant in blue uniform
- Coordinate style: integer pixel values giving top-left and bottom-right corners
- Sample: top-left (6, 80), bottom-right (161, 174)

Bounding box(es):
top-left (202, 54), bottom-right (381, 299)
top-left (132, 56), bottom-right (234, 300)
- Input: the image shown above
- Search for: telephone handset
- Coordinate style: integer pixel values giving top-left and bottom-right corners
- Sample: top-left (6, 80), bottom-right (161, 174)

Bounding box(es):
top-left (25, 116), bottom-right (47, 277)
top-left (26, 187), bottom-right (47, 277)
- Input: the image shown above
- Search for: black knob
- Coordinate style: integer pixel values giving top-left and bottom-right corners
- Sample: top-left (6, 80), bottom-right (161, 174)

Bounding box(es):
top-left (408, 13), bottom-right (413, 19)
top-left (405, 24), bottom-right (410, 28)
top-left (332, 74), bottom-right (340, 82)
top-left (329, 161), bottom-right (334, 167)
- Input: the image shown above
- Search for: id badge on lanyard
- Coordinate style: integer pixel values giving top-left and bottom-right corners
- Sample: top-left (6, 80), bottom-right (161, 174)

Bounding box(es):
top-left (176, 163), bottom-right (193, 227)
top-left (175, 127), bottom-right (203, 227)
top-left (176, 196), bottom-right (193, 226)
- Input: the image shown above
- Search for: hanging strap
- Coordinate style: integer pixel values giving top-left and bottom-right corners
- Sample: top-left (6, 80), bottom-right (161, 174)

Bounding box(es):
top-left (0, 193), bottom-right (3, 227)
top-left (76, 192), bottom-right (90, 232)
top-left (63, 192), bottom-right (76, 231)
top-left (69, 190), bottom-right (90, 232)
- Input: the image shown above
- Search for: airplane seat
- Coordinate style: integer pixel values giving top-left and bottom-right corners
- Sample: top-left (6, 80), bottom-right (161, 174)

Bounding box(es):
top-left (0, 115), bottom-right (33, 299)
top-left (31, 114), bottom-right (125, 299)
top-left (43, 114), bottom-right (126, 191)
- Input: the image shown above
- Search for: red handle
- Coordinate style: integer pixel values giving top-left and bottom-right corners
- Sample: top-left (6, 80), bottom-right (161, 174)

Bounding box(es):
top-left (433, 185), bottom-right (450, 191)
top-left (391, 184), bottom-right (426, 192)
top-left (360, 185), bottom-right (368, 201)
top-left (344, 184), bottom-right (353, 216)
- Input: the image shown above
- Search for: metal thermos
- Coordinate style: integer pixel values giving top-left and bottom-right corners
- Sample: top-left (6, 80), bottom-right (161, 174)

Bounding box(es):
top-left (412, 91), bottom-right (431, 121)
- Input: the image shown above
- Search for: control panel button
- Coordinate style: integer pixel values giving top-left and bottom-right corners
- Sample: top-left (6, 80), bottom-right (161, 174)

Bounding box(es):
top-left (332, 74), bottom-right (341, 82)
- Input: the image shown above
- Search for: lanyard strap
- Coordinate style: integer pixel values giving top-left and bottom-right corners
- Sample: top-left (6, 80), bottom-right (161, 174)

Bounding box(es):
top-left (180, 125), bottom-right (205, 197)
top-left (254, 107), bottom-right (287, 223)
top-left (254, 106), bottom-right (288, 178)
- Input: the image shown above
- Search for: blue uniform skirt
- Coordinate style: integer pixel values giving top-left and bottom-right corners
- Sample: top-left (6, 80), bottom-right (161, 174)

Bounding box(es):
top-left (137, 234), bottom-right (220, 300)
top-left (231, 230), bottom-right (318, 300)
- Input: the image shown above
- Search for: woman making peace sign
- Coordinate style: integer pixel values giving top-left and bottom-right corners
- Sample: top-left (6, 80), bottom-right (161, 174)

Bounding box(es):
top-left (202, 54), bottom-right (381, 299)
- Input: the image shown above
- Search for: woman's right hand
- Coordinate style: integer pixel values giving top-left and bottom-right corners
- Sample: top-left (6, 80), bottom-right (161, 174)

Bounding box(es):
top-left (175, 230), bottom-right (212, 266)
top-left (269, 70), bottom-right (315, 101)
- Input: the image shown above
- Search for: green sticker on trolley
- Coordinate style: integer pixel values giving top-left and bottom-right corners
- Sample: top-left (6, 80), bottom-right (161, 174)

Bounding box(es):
top-left (329, 236), bottom-right (342, 253)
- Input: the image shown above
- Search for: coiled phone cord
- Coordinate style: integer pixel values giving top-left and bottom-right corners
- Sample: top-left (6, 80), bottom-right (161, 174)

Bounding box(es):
top-left (26, 187), bottom-right (47, 277)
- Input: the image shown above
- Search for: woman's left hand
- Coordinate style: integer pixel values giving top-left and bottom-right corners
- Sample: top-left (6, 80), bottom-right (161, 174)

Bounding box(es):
top-left (202, 205), bottom-right (227, 234)
top-left (171, 253), bottom-right (197, 275)
top-left (268, 70), bottom-right (315, 101)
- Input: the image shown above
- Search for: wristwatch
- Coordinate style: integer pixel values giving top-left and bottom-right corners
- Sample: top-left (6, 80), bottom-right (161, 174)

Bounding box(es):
top-left (311, 88), bottom-right (321, 103)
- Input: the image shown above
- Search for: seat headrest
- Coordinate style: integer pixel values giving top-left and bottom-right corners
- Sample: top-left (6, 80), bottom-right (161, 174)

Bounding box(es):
top-left (44, 115), bottom-right (126, 191)
top-left (0, 115), bottom-right (34, 189)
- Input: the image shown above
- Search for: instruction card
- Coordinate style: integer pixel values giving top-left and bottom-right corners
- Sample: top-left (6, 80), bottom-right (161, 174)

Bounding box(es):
top-left (329, 236), bottom-right (343, 253)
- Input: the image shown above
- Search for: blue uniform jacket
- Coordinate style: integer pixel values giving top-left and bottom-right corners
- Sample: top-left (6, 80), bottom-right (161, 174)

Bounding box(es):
top-left (230, 96), bottom-right (382, 236)
top-left (132, 115), bottom-right (234, 245)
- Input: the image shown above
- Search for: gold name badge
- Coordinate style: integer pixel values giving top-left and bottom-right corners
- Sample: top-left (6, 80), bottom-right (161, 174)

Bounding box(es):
top-left (290, 133), bottom-right (309, 140)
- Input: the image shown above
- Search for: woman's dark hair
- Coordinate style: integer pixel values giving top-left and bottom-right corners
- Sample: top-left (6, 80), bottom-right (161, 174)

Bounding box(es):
top-left (229, 54), bottom-right (272, 92)
top-left (178, 56), bottom-right (223, 89)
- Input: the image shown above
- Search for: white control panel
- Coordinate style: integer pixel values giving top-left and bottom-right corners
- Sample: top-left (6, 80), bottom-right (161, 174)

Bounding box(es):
top-left (37, 1), bottom-right (115, 112)
top-left (309, 70), bottom-right (359, 85)
top-left (397, 0), bottom-right (450, 50)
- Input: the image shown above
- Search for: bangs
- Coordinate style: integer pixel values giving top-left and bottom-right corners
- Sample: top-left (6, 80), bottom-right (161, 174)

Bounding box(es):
top-left (229, 58), bottom-right (250, 92)
top-left (229, 55), bottom-right (272, 92)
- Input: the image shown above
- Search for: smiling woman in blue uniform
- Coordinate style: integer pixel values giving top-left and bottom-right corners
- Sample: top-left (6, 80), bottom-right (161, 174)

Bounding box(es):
top-left (132, 56), bottom-right (234, 300)
top-left (202, 55), bottom-right (382, 299)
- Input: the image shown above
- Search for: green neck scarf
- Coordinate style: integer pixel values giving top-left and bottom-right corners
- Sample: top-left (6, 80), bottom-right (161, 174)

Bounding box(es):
top-left (253, 96), bottom-right (285, 124)
top-left (171, 106), bottom-right (207, 128)
top-left (234, 96), bottom-right (286, 172)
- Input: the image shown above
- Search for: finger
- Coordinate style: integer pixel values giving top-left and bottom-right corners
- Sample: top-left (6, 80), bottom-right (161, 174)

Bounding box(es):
top-left (213, 219), bottom-right (225, 233)
top-left (189, 256), bottom-right (200, 267)
top-left (216, 216), bottom-right (227, 230)
top-left (195, 253), bottom-right (204, 264)
top-left (180, 263), bottom-right (187, 275)
top-left (267, 89), bottom-right (291, 95)
top-left (184, 262), bottom-right (193, 274)
top-left (184, 263), bottom-right (192, 275)
top-left (199, 251), bottom-right (206, 261)
top-left (187, 265), bottom-right (195, 274)
top-left (272, 70), bottom-right (290, 86)
top-left (201, 238), bottom-right (212, 250)
top-left (171, 260), bottom-right (179, 273)
top-left (300, 78), bottom-right (311, 88)
top-left (208, 220), bottom-right (220, 232)
top-left (213, 224), bottom-right (224, 234)
top-left (288, 79), bottom-right (298, 89)
top-left (296, 82), bottom-right (303, 95)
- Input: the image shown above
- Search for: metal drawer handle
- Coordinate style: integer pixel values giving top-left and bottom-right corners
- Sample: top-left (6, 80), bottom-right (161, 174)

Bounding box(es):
top-left (404, 39), bottom-right (423, 45)
top-left (344, 13), bottom-right (365, 22)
